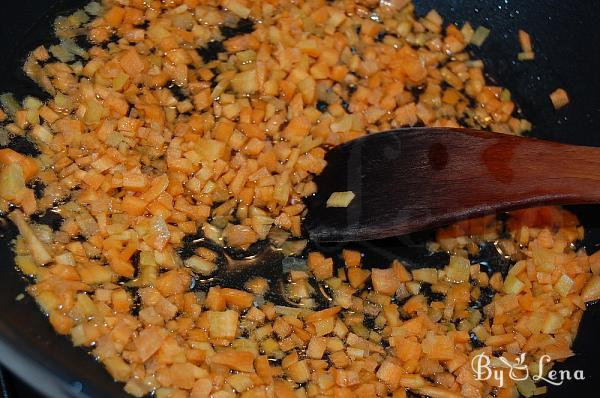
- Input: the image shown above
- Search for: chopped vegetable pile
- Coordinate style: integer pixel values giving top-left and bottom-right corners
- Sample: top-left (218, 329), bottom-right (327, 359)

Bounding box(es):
top-left (0, 0), bottom-right (589, 397)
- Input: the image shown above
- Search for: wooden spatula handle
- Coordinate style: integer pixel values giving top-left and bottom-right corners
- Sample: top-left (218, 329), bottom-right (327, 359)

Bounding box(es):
top-left (440, 129), bottom-right (600, 204)
top-left (306, 128), bottom-right (600, 242)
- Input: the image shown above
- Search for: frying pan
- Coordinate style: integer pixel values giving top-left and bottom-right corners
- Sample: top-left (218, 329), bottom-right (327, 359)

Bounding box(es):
top-left (0, 0), bottom-right (599, 397)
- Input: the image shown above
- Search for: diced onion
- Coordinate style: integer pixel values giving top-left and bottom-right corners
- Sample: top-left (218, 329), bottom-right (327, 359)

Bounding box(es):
top-left (445, 255), bottom-right (470, 283)
top-left (0, 93), bottom-right (20, 116)
top-left (84, 2), bottom-right (103, 16)
top-left (470, 26), bottom-right (490, 47)
top-left (326, 191), bottom-right (355, 208)
top-left (281, 239), bottom-right (308, 256)
top-left (184, 255), bottom-right (217, 275)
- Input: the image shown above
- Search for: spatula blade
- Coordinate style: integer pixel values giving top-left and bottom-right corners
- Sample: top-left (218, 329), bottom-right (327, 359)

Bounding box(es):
top-left (304, 127), bottom-right (600, 242)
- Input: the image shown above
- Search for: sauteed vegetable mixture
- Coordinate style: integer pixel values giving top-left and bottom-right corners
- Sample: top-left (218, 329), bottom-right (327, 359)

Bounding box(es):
top-left (0, 0), bottom-right (596, 397)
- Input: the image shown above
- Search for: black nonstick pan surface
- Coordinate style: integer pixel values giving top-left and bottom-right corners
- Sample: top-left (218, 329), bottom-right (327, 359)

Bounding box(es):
top-left (0, 1), bottom-right (600, 397)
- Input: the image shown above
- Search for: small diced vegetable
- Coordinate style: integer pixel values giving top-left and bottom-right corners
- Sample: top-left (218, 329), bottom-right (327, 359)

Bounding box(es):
top-left (550, 88), bottom-right (569, 109)
top-left (326, 191), bottom-right (355, 208)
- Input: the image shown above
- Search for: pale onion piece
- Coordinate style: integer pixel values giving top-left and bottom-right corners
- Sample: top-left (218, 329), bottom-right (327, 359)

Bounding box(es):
top-left (272, 179), bottom-right (291, 205)
top-left (282, 257), bottom-right (308, 273)
top-left (49, 44), bottom-right (75, 63)
top-left (0, 128), bottom-right (9, 147)
top-left (236, 49), bottom-right (256, 64)
top-left (83, 99), bottom-right (105, 125)
top-left (582, 275), bottom-right (600, 302)
top-left (503, 273), bottom-right (525, 295)
top-left (516, 378), bottom-right (536, 398)
top-left (15, 255), bottom-right (37, 276)
top-left (30, 125), bottom-right (52, 145)
top-left (150, 215), bottom-right (171, 248)
top-left (147, 25), bottom-right (171, 43)
top-left (445, 255), bottom-right (470, 283)
top-left (84, 2), bottom-right (103, 16)
top-left (470, 26), bottom-right (490, 47)
top-left (281, 239), bottom-right (308, 256)
top-left (184, 255), bottom-right (217, 276)
top-left (326, 191), bottom-right (355, 208)
top-left (274, 305), bottom-right (304, 316)
top-left (69, 10), bottom-right (89, 26)
top-left (0, 163), bottom-right (27, 202)
top-left (231, 69), bottom-right (258, 94)
top-left (541, 312), bottom-right (563, 334)
top-left (55, 252), bottom-right (75, 266)
top-left (550, 88), bottom-right (569, 109)
top-left (251, 215), bottom-right (274, 240)
top-left (554, 273), bottom-right (574, 297)
top-left (8, 209), bottom-right (52, 266)
top-left (224, 0), bottom-right (251, 18)
top-left (196, 138), bottom-right (226, 162)
top-left (330, 114), bottom-right (353, 133)
top-left (381, 0), bottom-right (411, 11)
top-left (207, 310), bottom-right (239, 339)
top-left (412, 268), bottom-right (438, 284)
top-left (76, 211), bottom-right (100, 238)
top-left (60, 38), bottom-right (89, 60)
top-left (171, 12), bottom-right (195, 30)
top-left (268, 227), bottom-right (291, 247)
top-left (112, 73), bottom-right (129, 91)
top-left (202, 223), bottom-right (223, 246)
top-left (32, 224), bottom-right (53, 244)
top-left (461, 22), bottom-right (475, 43)
top-left (53, 92), bottom-right (74, 112)
top-left (0, 93), bottom-right (20, 116)
top-left (23, 96), bottom-right (43, 110)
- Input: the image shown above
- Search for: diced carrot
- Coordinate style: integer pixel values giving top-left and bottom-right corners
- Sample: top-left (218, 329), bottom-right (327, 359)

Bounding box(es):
top-left (307, 251), bottom-right (334, 281)
top-left (104, 6), bottom-right (126, 27)
top-left (331, 65), bottom-right (349, 82)
top-left (220, 288), bottom-right (254, 309)
top-left (507, 206), bottom-right (578, 230)
top-left (347, 268), bottom-right (371, 288)
top-left (304, 306), bottom-right (342, 323)
top-left (376, 359), bottom-right (404, 389)
top-left (422, 333), bottom-right (455, 360)
top-left (155, 270), bottom-right (191, 297)
top-left (49, 311), bottom-right (75, 335)
top-left (210, 350), bottom-right (255, 372)
top-left (550, 88), bottom-right (569, 109)
top-left (372, 267), bottom-right (401, 295)
top-left (134, 326), bottom-right (165, 362)
top-left (342, 249), bottom-right (362, 268)
top-left (0, 148), bottom-right (38, 180)
top-left (518, 30), bottom-right (533, 53)
top-left (274, 380), bottom-right (297, 398)
top-left (121, 195), bottom-right (147, 216)
top-left (190, 378), bottom-right (212, 398)
top-left (120, 48), bottom-right (145, 77)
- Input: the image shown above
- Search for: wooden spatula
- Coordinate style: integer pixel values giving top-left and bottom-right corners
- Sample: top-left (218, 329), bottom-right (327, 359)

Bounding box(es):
top-left (304, 127), bottom-right (600, 242)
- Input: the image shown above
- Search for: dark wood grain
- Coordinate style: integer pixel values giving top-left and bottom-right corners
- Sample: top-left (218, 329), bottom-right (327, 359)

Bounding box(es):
top-left (305, 127), bottom-right (600, 242)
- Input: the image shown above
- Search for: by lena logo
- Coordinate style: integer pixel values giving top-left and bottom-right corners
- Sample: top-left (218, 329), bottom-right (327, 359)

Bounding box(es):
top-left (471, 352), bottom-right (585, 387)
